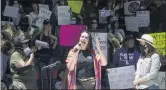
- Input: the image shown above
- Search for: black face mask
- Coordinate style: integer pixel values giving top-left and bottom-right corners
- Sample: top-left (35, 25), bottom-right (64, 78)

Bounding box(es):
top-left (139, 44), bottom-right (146, 53)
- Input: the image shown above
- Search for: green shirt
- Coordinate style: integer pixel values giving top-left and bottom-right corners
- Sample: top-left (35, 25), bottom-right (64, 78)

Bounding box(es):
top-left (10, 51), bottom-right (36, 82)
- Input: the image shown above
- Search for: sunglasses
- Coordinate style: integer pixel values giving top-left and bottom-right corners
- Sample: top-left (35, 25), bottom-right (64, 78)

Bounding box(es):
top-left (92, 22), bottom-right (97, 24)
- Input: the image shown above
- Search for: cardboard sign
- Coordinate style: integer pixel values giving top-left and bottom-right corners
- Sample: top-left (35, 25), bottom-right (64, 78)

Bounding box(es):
top-left (124, 1), bottom-right (140, 15)
top-left (38, 4), bottom-right (49, 10)
top-left (99, 10), bottom-right (111, 24)
top-left (107, 65), bottom-right (135, 89)
top-left (158, 72), bottom-right (166, 89)
top-left (136, 11), bottom-right (150, 27)
top-left (58, 6), bottom-right (71, 25)
top-left (35, 8), bottom-right (52, 28)
top-left (91, 32), bottom-right (107, 60)
top-left (125, 16), bottom-right (139, 32)
top-left (60, 25), bottom-right (85, 46)
top-left (67, 0), bottom-right (83, 14)
top-left (149, 32), bottom-right (166, 55)
top-left (4, 6), bottom-right (19, 18)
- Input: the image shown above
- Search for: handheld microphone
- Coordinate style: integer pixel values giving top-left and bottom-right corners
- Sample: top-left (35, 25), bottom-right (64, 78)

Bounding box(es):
top-left (73, 42), bottom-right (81, 52)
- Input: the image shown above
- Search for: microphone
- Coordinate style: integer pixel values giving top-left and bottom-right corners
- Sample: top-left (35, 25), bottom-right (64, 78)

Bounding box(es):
top-left (73, 42), bottom-right (81, 52)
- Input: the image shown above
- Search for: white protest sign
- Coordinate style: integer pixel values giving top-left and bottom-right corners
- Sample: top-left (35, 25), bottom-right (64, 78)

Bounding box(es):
top-left (125, 16), bottom-right (139, 32)
top-left (99, 10), bottom-right (111, 24)
top-left (38, 4), bottom-right (49, 10)
top-left (4, 6), bottom-right (19, 18)
top-left (136, 11), bottom-right (150, 27)
top-left (35, 8), bottom-right (52, 28)
top-left (107, 65), bottom-right (135, 89)
top-left (58, 6), bottom-right (71, 25)
top-left (1, 21), bottom-right (14, 26)
top-left (158, 72), bottom-right (166, 89)
top-left (124, 1), bottom-right (140, 15)
top-left (91, 33), bottom-right (107, 60)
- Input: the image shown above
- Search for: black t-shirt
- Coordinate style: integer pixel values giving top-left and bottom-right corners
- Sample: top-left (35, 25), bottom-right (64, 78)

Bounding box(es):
top-left (76, 50), bottom-right (95, 78)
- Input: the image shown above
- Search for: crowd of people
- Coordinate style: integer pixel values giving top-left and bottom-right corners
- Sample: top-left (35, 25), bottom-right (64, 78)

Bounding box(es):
top-left (1, 0), bottom-right (166, 90)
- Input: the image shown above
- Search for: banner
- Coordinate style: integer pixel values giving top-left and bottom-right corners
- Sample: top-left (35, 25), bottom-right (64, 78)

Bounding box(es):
top-left (99, 10), bottom-right (111, 24)
top-left (91, 33), bottom-right (107, 60)
top-left (58, 6), bottom-right (71, 25)
top-left (36, 8), bottom-right (52, 28)
top-left (107, 65), bottom-right (135, 89)
top-left (125, 16), bottom-right (139, 32)
top-left (4, 6), bottom-right (19, 18)
top-left (67, 0), bottom-right (83, 14)
top-left (124, 1), bottom-right (140, 15)
top-left (136, 11), bottom-right (150, 27)
top-left (149, 32), bottom-right (166, 55)
top-left (158, 72), bottom-right (166, 89)
top-left (60, 25), bottom-right (85, 46)
top-left (38, 4), bottom-right (49, 10)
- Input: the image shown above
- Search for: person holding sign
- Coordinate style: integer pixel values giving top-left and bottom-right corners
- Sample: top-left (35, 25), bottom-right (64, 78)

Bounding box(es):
top-left (28, 3), bottom-right (39, 26)
top-left (66, 31), bottom-right (107, 89)
top-left (134, 34), bottom-right (161, 89)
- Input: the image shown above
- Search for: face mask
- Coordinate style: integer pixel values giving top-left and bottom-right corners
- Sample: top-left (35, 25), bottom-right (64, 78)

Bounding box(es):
top-left (23, 47), bottom-right (31, 56)
top-left (139, 44), bottom-right (146, 52)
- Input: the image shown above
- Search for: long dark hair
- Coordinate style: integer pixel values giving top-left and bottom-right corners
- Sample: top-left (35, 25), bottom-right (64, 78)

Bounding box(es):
top-left (112, 20), bottom-right (119, 30)
top-left (56, 69), bottom-right (65, 81)
top-left (80, 30), bottom-right (93, 52)
top-left (141, 42), bottom-right (156, 58)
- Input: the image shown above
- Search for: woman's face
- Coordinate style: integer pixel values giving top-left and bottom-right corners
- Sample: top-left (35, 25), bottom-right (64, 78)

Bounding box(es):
top-left (32, 4), bottom-right (38, 11)
top-left (114, 22), bottom-right (119, 29)
top-left (59, 71), bottom-right (64, 79)
top-left (44, 24), bottom-right (52, 35)
top-left (79, 32), bottom-right (89, 50)
top-left (14, 0), bottom-right (18, 4)
top-left (91, 20), bottom-right (98, 29)
top-left (126, 39), bottom-right (134, 48)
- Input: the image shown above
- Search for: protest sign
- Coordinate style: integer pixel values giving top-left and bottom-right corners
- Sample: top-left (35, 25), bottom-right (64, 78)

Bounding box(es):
top-left (35, 8), bottom-right (52, 28)
top-left (136, 11), bottom-right (150, 27)
top-left (1, 21), bottom-right (14, 26)
top-left (149, 32), bottom-right (166, 55)
top-left (158, 72), bottom-right (166, 89)
top-left (38, 4), bottom-right (49, 10)
top-left (125, 16), bottom-right (139, 32)
top-left (107, 65), bottom-right (135, 89)
top-left (99, 10), bottom-right (111, 24)
top-left (124, 1), bottom-right (140, 15)
top-left (91, 32), bottom-right (107, 60)
top-left (67, 0), bottom-right (83, 14)
top-left (60, 25), bottom-right (85, 46)
top-left (58, 6), bottom-right (71, 25)
top-left (4, 6), bottom-right (19, 18)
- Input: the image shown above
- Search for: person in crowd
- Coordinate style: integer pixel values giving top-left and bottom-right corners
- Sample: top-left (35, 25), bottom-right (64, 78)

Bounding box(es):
top-left (28, 3), bottom-right (39, 26)
top-left (111, 20), bottom-right (125, 35)
top-left (12, 0), bottom-right (24, 26)
top-left (39, 19), bottom-right (57, 50)
top-left (89, 18), bottom-right (99, 31)
top-left (55, 69), bottom-right (65, 89)
top-left (106, 15), bottom-right (114, 24)
top-left (66, 30), bottom-right (107, 89)
top-left (9, 38), bottom-right (38, 90)
top-left (134, 34), bottom-right (161, 89)
top-left (112, 35), bottom-right (140, 67)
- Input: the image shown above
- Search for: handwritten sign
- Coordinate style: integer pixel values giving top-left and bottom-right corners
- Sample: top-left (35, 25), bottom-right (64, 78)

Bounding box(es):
top-left (4, 6), bottom-right (19, 18)
top-left (91, 33), bottom-right (107, 60)
top-left (99, 10), bottom-right (111, 24)
top-left (158, 72), bottom-right (166, 89)
top-left (60, 25), bottom-right (85, 46)
top-left (124, 1), bottom-right (140, 15)
top-left (58, 6), bottom-right (71, 25)
top-left (107, 65), bottom-right (135, 89)
top-left (136, 11), bottom-right (150, 27)
top-left (125, 16), bottom-right (139, 32)
top-left (149, 32), bottom-right (166, 55)
top-left (38, 4), bottom-right (49, 10)
top-left (35, 8), bottom-right (52, 28)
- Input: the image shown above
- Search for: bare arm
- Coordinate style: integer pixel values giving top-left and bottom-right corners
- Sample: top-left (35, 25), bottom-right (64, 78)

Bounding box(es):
top-left (66, 50), bottom-right (78, 71)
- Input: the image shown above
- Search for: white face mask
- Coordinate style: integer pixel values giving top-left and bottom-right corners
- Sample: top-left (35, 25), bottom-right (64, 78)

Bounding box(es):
top-left (23, 47), bottom-right (31, 56)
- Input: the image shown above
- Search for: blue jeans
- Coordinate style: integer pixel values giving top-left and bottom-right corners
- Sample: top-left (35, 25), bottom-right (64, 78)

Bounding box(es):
top-left (146, 85), bottom-right (159, 90)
